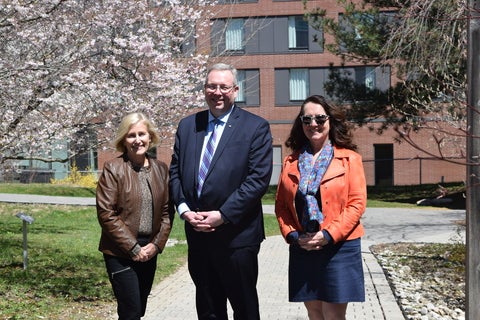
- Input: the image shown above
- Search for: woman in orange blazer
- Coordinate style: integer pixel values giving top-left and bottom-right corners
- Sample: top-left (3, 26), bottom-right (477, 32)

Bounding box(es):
top-left (275, 95), bottom-right (367, 320)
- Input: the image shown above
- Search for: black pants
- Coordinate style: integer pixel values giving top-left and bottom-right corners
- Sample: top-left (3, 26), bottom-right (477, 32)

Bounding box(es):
top-left (188, 244), bottom-right (261, 320)
top-left (104, 254), bottom-right (157, 320)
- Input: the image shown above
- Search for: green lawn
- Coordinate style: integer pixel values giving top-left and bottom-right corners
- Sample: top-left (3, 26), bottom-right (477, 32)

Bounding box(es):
top-left (0, 183), bottom-right (95, 197)
top-left (0, 202), bottom-right (192, 319)
top-left (0, 199), bottom-right (280, 319)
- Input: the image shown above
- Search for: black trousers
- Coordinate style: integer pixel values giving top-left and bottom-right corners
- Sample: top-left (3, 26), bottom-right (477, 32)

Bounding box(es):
top-left (188, 244), bottom-right (261, 320)
top-left (104, 254), bottom-right (157, 320)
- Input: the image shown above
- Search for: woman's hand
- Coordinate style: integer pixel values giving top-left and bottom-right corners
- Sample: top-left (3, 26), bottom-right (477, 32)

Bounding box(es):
top-left (298, 231), bottom-right (329, 251)
top-left (132, 243), bottom-right (158, 262)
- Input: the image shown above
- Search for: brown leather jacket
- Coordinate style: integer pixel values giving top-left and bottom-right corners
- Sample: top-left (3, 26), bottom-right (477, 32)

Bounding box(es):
top-left (96, 154), bottom-right (172, 259)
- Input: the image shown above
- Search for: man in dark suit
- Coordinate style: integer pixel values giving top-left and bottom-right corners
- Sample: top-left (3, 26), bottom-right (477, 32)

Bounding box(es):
top-left (169, 63), bottom-right (273, 320)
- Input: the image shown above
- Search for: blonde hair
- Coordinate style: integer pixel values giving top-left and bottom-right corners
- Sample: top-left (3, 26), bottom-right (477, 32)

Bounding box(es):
top-left (114, 113), bottom-right (160, 153)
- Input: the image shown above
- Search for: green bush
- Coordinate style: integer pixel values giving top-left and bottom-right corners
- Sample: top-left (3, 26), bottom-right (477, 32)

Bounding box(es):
top-left (50, 164), bottom-right (98, 189)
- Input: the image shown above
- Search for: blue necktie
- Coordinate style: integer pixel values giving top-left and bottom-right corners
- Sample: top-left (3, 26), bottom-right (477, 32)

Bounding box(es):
top-left (197, 119), bottom-right (220, 197)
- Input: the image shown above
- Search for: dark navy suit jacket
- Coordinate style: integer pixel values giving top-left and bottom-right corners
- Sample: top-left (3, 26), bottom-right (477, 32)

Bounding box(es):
top-left (169, 106), bottom-right (273, 250)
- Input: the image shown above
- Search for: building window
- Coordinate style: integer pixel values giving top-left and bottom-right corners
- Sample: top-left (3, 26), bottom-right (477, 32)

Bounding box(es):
top-left (364, 66), bottom-right (376, 90)
top-left (289, 69), bottom-right (309, 101)
top-left (234, 69), bottom-right (260, 107)
top-left (211, 16), bottom-right (322, 56)
top-left (275, 66), bottom-right (390, 106)
top-left (226, 18), bottom-right (244, 51)
top-left (236, 70), bottom-right (246, 103)
top-left (178, 24), bottom-right (196, 56)
top-left (339, 11), bottom-right (397, 53)
top-left (271, 146), bottom-right (282, 185)
top-left (288, 16), bottom-right (308, 50)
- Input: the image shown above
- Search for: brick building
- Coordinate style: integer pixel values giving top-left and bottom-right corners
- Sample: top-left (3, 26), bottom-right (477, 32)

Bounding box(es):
top-left (96, 0), bottom-right (466, 187)
top-left (7, 0), bottom-right (464, 186)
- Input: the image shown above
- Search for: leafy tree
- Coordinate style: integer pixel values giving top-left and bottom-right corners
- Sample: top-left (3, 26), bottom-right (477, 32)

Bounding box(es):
top-left (0, 0), bottom-right (214, 165)
top-left (305, 0), bottom-right (467, 161)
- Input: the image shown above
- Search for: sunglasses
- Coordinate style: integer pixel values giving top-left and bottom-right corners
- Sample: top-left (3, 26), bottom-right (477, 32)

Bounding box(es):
top-left (300, 114), bottom-right (329, 125)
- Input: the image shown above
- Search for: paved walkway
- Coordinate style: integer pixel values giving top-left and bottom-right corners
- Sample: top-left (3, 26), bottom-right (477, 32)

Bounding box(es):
top-left (143, 235), bottom-right (403, 320)
top-left (142, 206), bottom-right (465, 320)
top-left (0, 194), bottom-right (465, 319)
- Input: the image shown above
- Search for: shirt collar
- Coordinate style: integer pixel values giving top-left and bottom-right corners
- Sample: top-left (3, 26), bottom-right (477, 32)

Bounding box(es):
top-left (208, 105), bottom-right (234, 125)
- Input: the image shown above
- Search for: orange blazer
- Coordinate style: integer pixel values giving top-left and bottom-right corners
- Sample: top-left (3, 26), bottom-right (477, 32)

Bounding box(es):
top-left (275, 146), bottom-right (367, 244)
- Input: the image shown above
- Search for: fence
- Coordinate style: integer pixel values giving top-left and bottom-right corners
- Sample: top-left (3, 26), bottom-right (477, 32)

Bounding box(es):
top-left (362, 156), bottom-right (465, 186)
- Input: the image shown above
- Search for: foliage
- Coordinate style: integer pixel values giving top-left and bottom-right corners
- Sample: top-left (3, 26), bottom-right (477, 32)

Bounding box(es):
top-left (307, 0), bottom-right (466, 117)
top-left (0, 0), bottom-right (215, 165)
top-left (50, 164), bottom-right (98, 188)
top-left (304, 0), bottom-right (468, 158)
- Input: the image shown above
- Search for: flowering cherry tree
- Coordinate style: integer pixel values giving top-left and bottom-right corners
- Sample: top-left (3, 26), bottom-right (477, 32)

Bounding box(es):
top-left (0, 0), bottom-right (214, 166)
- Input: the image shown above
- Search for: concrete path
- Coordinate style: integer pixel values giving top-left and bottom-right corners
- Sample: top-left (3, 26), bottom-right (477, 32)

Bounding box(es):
top-left (0, 194), bottom-right (465, 319)
top-left (0, 193), bottom-right (95, 206)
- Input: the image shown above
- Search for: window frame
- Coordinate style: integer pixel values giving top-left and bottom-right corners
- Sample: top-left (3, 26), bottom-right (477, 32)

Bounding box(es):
top-left (288, 16), bottom-right (309, 51)
top-left (225, 18), bottom-right (245, 52)
top-left (289, 68), bottom-right (309, 102)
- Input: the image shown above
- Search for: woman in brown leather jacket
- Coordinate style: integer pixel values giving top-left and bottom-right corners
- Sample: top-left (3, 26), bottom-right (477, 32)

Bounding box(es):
top-left (275, 95), bottom-right (367, 320)
top-left (96, 112), bottom-right (172, 320)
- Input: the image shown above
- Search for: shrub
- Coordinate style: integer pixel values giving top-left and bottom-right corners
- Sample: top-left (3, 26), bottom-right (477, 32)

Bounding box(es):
top-left (50, 164), bottom-right (98, 188)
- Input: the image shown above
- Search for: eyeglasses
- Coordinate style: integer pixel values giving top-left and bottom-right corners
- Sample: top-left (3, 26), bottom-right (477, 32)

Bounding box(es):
top-left (205, 84), bottom-right (235, 94)
top-left (300, 114), bottom-right (329, 125)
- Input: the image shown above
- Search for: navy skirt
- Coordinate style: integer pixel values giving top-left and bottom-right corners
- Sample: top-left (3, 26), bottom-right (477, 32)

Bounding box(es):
top-left (288, 238), bottom-right (365, 303)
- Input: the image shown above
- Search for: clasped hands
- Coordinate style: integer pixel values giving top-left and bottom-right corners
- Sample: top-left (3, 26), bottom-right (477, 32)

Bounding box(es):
top-left (298, 232), bottom-right (329, 251)
top-left (132, 243), bottom-right (158, 262)
top-left (183, 210), bottom-right (224, 232)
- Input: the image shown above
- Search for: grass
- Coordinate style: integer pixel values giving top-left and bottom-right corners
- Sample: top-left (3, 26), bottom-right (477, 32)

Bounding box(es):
top-left (0, 199), bottom-right (280, 319)
top-left (0, 202), bottom-right (192, 319)
top-left (366, 182), bottom-right (466, 209)
top-left (0, 181), bottom-right (465, 318)
top-left (0, 183), bottom-right (95, 198)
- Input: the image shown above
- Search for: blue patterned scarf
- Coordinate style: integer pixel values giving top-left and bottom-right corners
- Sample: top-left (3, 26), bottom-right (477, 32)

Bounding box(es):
top-left (298, 141), bottom-right (333, 228)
